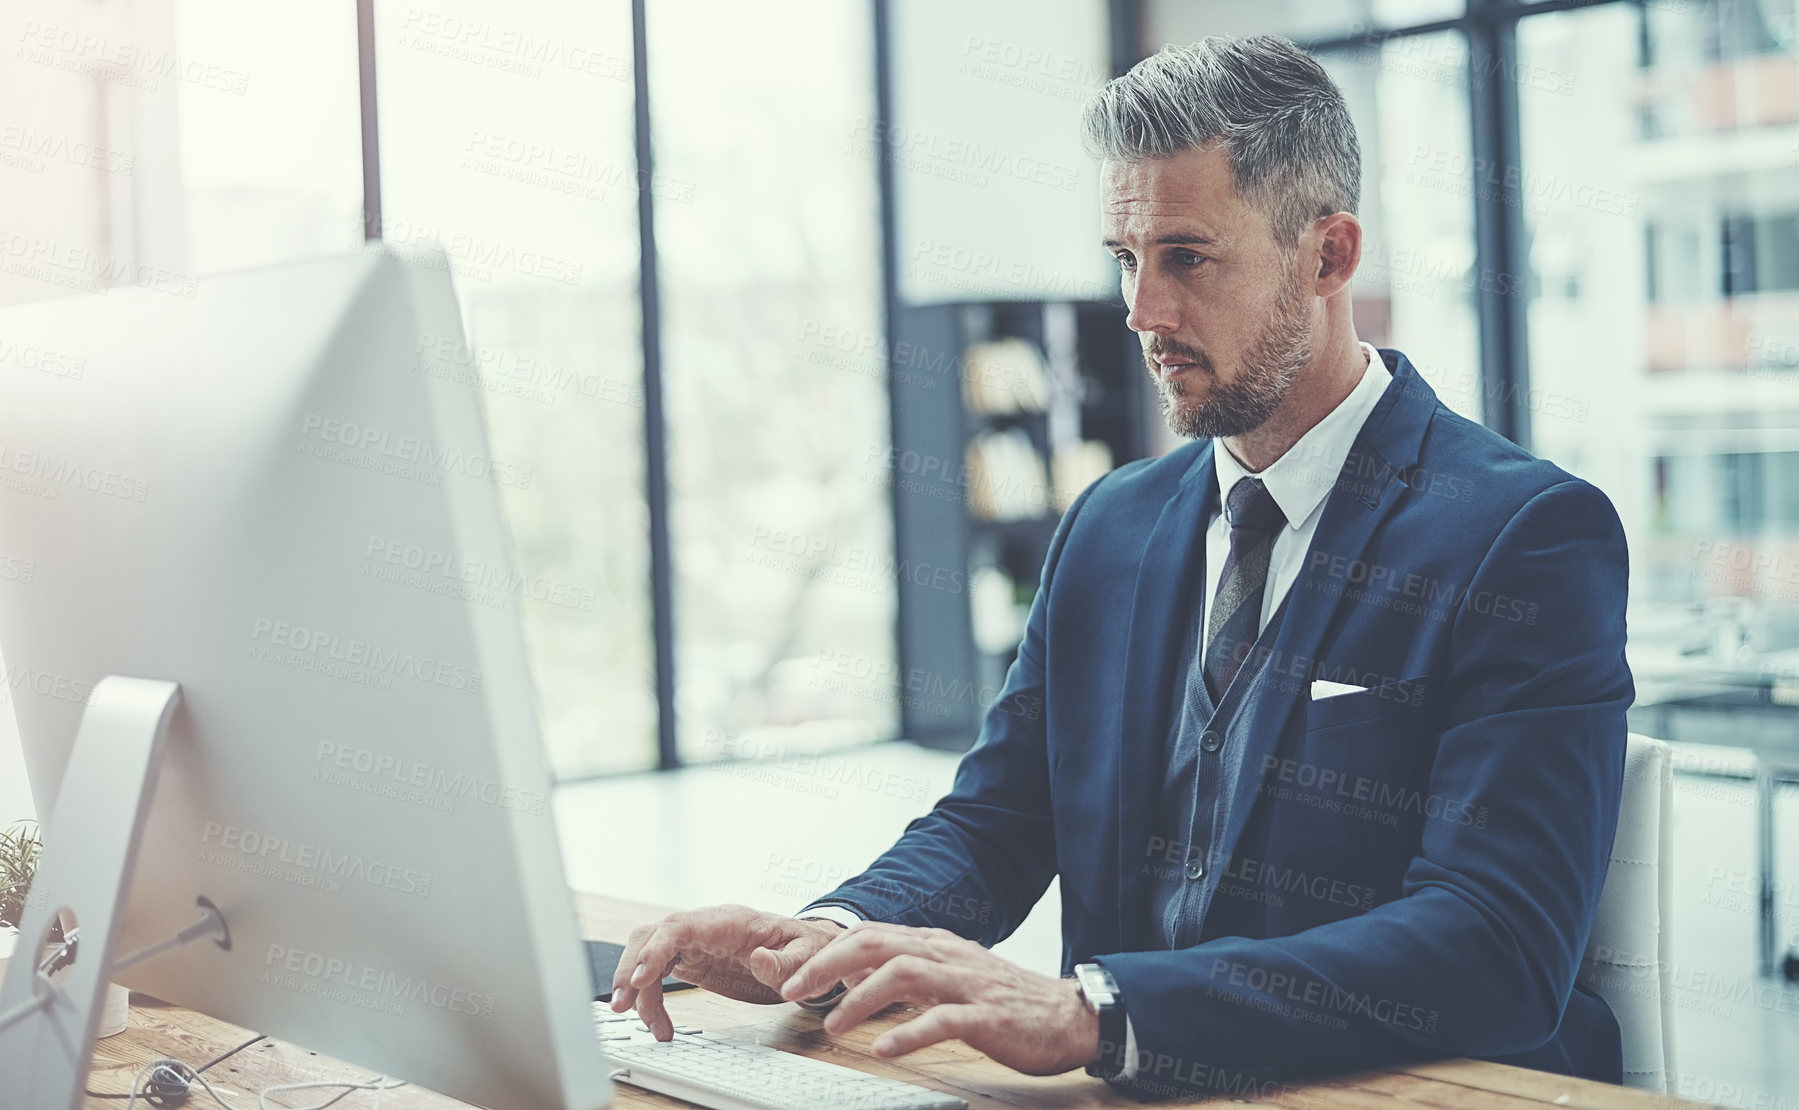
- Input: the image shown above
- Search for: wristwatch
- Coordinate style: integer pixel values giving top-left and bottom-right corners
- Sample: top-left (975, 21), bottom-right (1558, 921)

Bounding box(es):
top-left (1073, 962), bottom-right (1127, 1080)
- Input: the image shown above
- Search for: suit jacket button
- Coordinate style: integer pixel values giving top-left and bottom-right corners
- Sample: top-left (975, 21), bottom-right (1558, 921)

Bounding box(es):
top-left (1185, 858), bottom-right (1206, 881)
top-left (1201, 729), bottom-right (1222, 753)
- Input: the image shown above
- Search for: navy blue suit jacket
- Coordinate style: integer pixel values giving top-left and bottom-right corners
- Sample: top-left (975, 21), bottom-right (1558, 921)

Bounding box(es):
top-left (811, 349), bottom-right (1632, 1093)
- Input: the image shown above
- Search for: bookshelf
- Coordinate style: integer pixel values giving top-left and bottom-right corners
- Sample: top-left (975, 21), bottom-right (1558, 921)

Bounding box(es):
top-left (887, 298), bottom-right (1150, 749)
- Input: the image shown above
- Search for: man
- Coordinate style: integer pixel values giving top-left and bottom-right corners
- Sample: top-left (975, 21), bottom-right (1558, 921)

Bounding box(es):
top-left (611, 35), bottom-right (1631, 1096)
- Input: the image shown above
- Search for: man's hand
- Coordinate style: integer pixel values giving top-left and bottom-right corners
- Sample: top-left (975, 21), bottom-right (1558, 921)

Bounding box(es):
top-left (610, 904), bottom-right (846, 1039)
top-left (779, 921), bottom-right (1099, 1076)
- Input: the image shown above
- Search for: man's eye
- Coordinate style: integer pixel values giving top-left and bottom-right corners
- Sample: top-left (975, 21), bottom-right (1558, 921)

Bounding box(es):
top-left (1113, 253), bottom-right (1136, 272)
top-left (1174, 250), bottom-right (1207, 268)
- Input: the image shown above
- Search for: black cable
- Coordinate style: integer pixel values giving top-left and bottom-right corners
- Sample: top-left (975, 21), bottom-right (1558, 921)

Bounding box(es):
top-left (85, 1061), bottom-right (194, 1104)
top-left (140, 1061), bottom-right (198, 1106)
top-left (196, 1034), bottom-right (266, 1075)
top-left (84, 1033), bottom-right (264, 1102)
top-left (85, 1032), bottom-right (405, 1107)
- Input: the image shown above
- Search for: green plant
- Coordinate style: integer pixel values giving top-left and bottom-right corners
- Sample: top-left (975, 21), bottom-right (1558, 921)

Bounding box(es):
top-left (0, 821), bottom-right (42, 933)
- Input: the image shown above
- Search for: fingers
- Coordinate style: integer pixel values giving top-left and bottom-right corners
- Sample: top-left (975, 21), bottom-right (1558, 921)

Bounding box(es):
top-left (609, 923), bottom-right (655, 1012)
top-left (629, 918), bottom-right (690, 991)
top-left (780, 923), bottom-right (953, 1003)
top-left (621, 918), bottom-right (692, 1039)
top-left (825, 954), bottom-right (961, 1034)
top-left (872, 1003), bottom-right (980, 1059)
top-left (634, 974), bottom-right (675, 1041)
top-left (748, 933), bottom-right (817, 991)
top-left (610, 916), bottom-right (686, 1032)
top-left (613, 907), bottom-right (871, 1033)
top-left (610, 906), bottom-right (786, 1028)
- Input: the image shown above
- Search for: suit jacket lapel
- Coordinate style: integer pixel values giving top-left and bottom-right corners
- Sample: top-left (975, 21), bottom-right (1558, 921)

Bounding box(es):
top-left (1206, 349), bottom-right (1439, 878)
top-left (1114, 441), bottom-right (1217, 950)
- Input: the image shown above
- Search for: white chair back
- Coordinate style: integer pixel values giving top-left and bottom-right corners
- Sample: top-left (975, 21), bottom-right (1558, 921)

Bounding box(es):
top-left (1577, 732), bottom-right (1675, 1092)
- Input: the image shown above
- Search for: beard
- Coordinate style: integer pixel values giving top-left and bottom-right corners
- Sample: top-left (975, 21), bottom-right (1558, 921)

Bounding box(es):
top-left (1145, 265), bottom-right (1314, 440)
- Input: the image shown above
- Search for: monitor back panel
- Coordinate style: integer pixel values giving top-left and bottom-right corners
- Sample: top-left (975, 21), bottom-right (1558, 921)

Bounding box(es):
top-left (0, 251), bottom-right (611, 1110)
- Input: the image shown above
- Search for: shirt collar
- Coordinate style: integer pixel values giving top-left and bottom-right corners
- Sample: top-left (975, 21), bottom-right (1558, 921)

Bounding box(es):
top-left (1212, 342), bottom-right (1392, 532)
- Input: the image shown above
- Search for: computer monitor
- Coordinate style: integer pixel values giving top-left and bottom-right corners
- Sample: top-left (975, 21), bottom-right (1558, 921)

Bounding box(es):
top-left (0, 250), bottom-right (612, 1109)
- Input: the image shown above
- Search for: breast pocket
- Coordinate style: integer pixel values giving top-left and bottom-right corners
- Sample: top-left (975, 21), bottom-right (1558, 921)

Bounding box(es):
top-left (1304, 674), bottom-right (1431, 734)
top-left (1251, 674), bottom-right (1440, 919)
top-left (1285, 674), bottom-right (1441, 855)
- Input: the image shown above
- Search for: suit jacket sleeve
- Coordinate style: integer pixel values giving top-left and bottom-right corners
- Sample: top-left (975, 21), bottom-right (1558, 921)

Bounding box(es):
top-left (1096, 478), bottom-right (1633, 1087)
top-left (799, 481), bottom-right (1102, 944)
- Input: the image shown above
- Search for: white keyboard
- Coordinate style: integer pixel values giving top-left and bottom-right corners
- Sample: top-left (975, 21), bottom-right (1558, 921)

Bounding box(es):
top-left (594, 1004), bottom-right (968, 1110)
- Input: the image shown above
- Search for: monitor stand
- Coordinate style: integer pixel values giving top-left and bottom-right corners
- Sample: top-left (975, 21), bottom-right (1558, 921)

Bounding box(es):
top-left (0, 677), bottom-right (187, 1110)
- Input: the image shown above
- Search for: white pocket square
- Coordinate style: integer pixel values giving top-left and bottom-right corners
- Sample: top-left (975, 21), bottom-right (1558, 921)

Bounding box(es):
top-left (1310, 680), bottom-right (1369, 700)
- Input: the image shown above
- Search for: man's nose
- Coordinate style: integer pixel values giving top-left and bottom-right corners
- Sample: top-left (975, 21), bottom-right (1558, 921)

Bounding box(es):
top-left (1125, 271), bottom-right (1179, 335)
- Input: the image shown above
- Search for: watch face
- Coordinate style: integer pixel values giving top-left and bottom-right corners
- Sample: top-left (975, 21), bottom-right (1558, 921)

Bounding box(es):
top-left (1076, 964), bottom-right (1118, 1008)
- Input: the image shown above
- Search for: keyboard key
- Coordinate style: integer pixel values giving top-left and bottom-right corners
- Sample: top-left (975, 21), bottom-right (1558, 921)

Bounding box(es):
top-left (593, 1006), bottom-right (966, 1110)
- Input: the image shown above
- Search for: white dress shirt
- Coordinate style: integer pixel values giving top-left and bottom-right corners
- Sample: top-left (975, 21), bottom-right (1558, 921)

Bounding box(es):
top-left (1201, 342), bottom-right (1390, 667)
top-left (801, 342), bottom-right (1395, 1077)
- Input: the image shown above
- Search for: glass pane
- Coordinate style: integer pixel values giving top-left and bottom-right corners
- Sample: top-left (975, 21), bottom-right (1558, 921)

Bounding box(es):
top-left (1639, 0), bottom-right (1799, 138)
top-left (1519, 0), bottom-right (1799, 620)
top-left (647, 0), bottom-right (897, 762)
top-left (376, 0), bottom-right (655, 776)
top-left (1323, 33), bottom-right (1483, 420)
top-left (173, 0), bottom-right (364, 272)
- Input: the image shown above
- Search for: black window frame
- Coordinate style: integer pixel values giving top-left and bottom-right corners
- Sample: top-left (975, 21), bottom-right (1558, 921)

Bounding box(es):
top-left (1297, 0), bottom-right (1638, 446)
top-left (349, 0), bottom-right (1650, 770)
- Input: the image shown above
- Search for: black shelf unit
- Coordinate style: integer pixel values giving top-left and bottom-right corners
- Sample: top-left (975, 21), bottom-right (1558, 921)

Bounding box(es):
top-left (888, 298), bottom-right (1149, 749)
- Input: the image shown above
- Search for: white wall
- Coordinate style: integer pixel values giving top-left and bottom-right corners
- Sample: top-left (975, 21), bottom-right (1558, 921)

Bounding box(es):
top-left (888, 0), bottom-right (1116, 304)
top-left (0, 661), bottom-right (34, 827)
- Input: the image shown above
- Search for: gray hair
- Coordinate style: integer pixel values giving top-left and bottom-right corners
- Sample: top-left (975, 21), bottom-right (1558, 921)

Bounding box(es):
top-left (1081, 35), bottom-right (1361, 248)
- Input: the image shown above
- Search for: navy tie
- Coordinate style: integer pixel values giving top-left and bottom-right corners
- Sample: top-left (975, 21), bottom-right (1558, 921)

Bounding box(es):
top-left (1203, 477), bottom-right (1287, 702)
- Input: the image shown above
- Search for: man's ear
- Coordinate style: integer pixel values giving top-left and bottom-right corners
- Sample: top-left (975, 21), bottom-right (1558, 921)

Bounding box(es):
top-left (1312, 212), bottom-right (1362, 297)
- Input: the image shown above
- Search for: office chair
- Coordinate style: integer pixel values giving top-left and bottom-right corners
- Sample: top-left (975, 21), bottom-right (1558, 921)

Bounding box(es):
top-left (1577, 732), bottom-right (1676, 1092)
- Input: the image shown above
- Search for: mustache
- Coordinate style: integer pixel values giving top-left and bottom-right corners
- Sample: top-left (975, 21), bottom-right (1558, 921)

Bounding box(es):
top-left (1146, 338), bottom-right (1211, 373)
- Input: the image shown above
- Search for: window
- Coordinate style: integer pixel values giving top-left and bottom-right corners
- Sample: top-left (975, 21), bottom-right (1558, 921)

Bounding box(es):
top-left (1519, 0), bottom-right (1799, 613)
top-left (1321, 33), bottom-right (1482, 421)
top-left (646, 0), bottom-right (896, 763)
top-left (375, 0), bottom-right (655, 776)
top-left (142, 0), bottom-right (902, 777)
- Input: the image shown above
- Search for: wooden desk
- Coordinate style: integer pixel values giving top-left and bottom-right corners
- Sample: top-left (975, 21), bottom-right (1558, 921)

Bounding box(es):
top-left (84, 893), bottom-right (1706, 1109)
